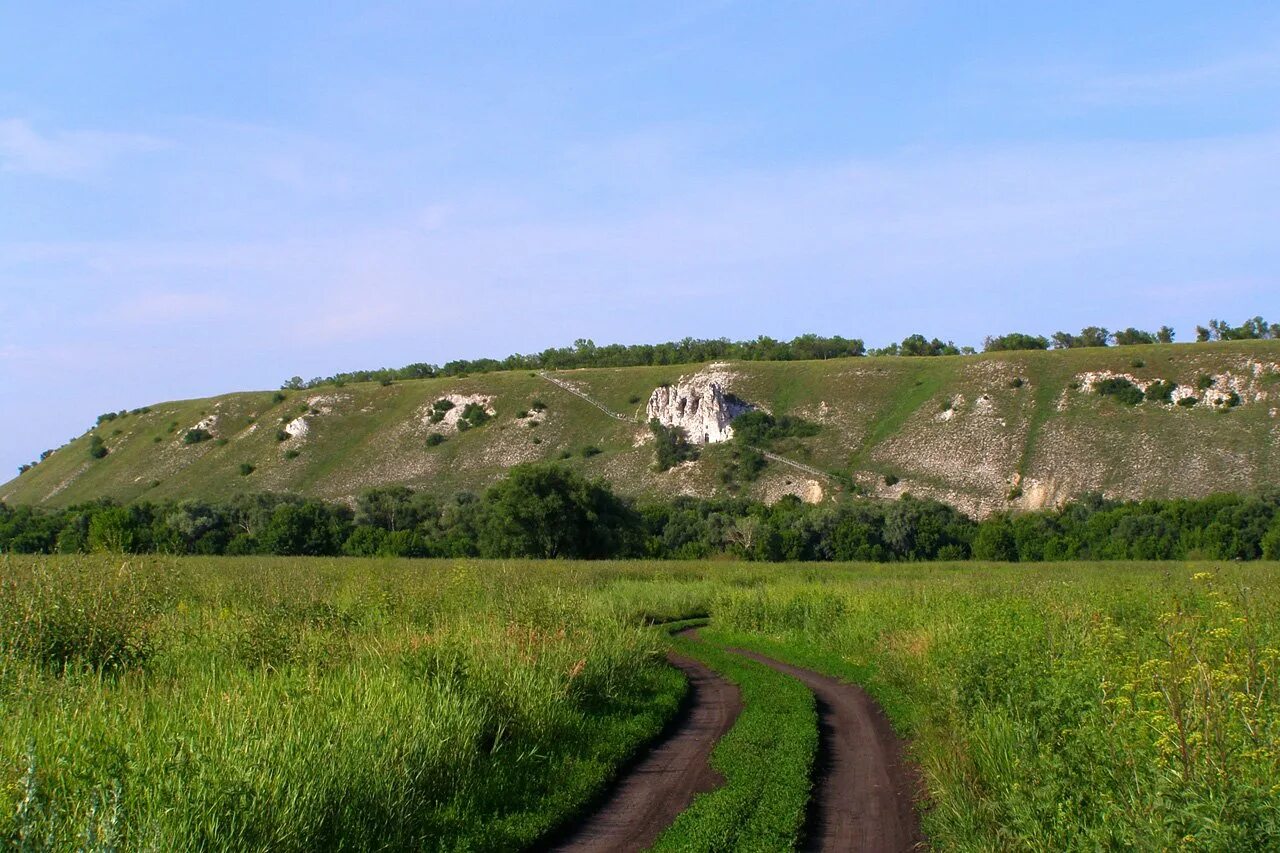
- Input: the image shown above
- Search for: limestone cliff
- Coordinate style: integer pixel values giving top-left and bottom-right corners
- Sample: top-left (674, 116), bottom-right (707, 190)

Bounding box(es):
top-left (646, 369), bottom-right (750, 444)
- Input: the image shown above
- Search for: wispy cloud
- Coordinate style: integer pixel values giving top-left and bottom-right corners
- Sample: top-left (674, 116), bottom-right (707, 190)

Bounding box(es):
top-left (7, 129), bottom-right (1274, 355)
top-left (0, 118), bottom-right (166, 179)
top-left (1077, 44), bottom-right (1280, 104)
top-left (99, 291), bottom-right (232, 327)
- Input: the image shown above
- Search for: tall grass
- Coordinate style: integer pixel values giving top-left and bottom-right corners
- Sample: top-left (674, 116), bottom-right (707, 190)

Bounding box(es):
top-left (710, 561), bottom-right (1280, 849)
top-left (0, 555), bottom-right (687, 850)
top-left (5, 556), bottom-right (1278, 850)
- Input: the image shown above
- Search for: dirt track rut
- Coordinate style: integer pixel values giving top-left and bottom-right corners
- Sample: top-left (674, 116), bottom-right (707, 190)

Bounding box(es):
top-left (730, 649), bottom-right (924, 852)
top-left (548, 650), bottom-right (742, 853)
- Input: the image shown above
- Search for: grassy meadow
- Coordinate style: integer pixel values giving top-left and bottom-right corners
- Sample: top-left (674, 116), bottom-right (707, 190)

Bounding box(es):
top-left (3, 555), bottom-right (1279, 850)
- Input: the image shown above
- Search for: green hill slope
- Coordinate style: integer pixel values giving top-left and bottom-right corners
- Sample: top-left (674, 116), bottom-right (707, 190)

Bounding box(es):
top-left (5, 341), bottom-right (1279, 517)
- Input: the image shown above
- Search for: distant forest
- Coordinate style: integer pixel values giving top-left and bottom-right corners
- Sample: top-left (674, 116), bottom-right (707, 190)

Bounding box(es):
top-left (284, 316), bottom-right (1279, 390)
top-left (4, 464), bottom-right (1279, 562)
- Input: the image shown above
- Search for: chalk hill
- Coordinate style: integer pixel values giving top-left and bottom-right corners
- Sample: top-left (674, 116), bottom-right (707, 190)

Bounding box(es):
top-left (5, 341), bottom-right (1279, 517)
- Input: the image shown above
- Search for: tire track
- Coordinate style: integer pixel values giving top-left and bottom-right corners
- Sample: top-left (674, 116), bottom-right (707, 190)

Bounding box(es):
top-left (548, 650), bottom-right (742, 853)
top-left (728, 649), bottom-right (924, 852)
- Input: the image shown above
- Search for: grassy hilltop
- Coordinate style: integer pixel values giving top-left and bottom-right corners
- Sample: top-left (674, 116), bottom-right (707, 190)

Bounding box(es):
top-left (4, 340), bottom-right (1279, 516)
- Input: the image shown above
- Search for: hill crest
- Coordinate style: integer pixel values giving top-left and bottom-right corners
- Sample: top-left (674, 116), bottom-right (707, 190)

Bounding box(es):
top-left (5, 340), bottom-right (1279, 517)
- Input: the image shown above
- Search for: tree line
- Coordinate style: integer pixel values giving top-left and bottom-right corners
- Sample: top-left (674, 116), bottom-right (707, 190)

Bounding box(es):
top-left (284, 316), bottom-right (1278, 390)
top-left (4, 464), bottom-right (1279, 562)
top-left (284, 334), bottom-right (869, 389)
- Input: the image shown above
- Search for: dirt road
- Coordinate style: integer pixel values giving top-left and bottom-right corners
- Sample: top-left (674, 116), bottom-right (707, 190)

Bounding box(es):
top-left (730, 649), bottom-right (924, 852)
top-left (548, 651), bottom-right (742, 852)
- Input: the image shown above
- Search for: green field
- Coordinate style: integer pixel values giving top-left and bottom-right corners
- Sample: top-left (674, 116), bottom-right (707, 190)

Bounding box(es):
top-left (4, 555), bottom-right (1279, 850)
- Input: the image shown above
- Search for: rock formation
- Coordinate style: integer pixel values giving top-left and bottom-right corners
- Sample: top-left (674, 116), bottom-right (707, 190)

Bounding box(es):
top-left (646, 372), bottom-right (749, 444)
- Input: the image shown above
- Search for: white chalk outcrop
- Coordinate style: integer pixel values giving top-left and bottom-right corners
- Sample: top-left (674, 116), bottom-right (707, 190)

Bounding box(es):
top-left (646, 368), bottom-right (749, 444)
top-left (1074, 366), bottom-right (1278, 408)
top-left (191, 415), bottom-right (218, 435)
top-left (284, 416), bottom-right (310, 440)
top-left (418, 394), bottom-right (496, 433)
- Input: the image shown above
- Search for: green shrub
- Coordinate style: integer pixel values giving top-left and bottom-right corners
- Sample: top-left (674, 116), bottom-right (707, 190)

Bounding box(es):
top-left (284, 449), bottom-right (301, 459)
top-left (581, 446), bottom-right (602, 458)
top-left (1145, 380), bottom-right (1176, 403)
top-left (516, 410), bottom-right (529, 419)
top-left (238, 463), bottom-right (256, 476)
top-left (426, 433), bottom-right (446, 447)
top-left (717, 445), bottom-right (766, 491)
top-left (1094, 378), bottom-right (1144, 406)
top-left (88, 435), bottom-right (108, 459)
top-left (272, 392), bottom-right (287, 404)
top-left (1196, 373), bottom-right (1215, 390)
top-left (650, 420), bottom-right (698, 472)
top-left (884, 474), bottom-right (899, 487)
top-left (731, 411), bottom-right (819, 447)
top-left (379, 377), bottom-right (393, 386)
top-left (1177, 396), bottom-right (1198, 408)
top-left (531, 399), bottom-right (547, 412)
top-left (628, 394), bottom-right (642, 404)
top-left (1263, 521), bottom-right (1280, 560)
top-left (460, 403), bottom-right (490, 429)
top-left (276, 430), bottom-right (289, 442)
top-left (1008, 377), bottom-right (1024, 389)
top-left (429, 399), bottom-right (454, 424)
top-left (183, 428), bottom-right (213, 445)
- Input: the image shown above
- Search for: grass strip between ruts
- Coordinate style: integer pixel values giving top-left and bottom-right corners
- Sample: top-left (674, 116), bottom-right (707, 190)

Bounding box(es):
top-left (696, 628), bottom-right (937, 847)
top-left (647, 626), bottom-right (817, 852)
top-left (698, 627), bottom-right (919, 736)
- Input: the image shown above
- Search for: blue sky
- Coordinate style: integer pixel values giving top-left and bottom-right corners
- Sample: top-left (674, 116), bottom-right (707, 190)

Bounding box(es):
top-left (2, 2), bottom-right (1279, 476)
